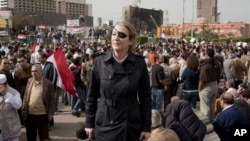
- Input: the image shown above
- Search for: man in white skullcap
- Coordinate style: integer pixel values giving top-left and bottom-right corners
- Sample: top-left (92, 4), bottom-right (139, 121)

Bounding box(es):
top-left (0, 74), bottom-right (22, 141)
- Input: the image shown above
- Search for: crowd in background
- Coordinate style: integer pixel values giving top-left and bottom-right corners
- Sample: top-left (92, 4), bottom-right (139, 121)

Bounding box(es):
top-left (0, 31), bottom-right (250, 141)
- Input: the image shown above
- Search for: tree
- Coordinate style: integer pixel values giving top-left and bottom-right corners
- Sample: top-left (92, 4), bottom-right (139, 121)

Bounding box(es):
top-left (186, 28), bottom-right (198, 37)
top-left (12, 12), bottom-right (31, 34)
top-left (227, 32), bottom-right (234, 38)
top-left (197, 28), bottom-right (219, 41)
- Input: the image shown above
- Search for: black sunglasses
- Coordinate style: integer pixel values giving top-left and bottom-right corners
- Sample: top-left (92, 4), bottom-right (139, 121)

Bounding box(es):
top-left (113, 28), bottom-right (128, 39)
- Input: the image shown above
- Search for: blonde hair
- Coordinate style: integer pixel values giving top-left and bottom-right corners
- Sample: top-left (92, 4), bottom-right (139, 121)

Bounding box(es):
top-left (169, 57), bottom-right (177, 65)
top-left (115, 21), bottom-right (137, 53)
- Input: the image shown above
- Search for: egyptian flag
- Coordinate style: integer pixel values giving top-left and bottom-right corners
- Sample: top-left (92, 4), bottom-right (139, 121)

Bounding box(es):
top-left (47, 48), bottom-right (76, 96)
top-left (31, 43), bottom-right (39, 53)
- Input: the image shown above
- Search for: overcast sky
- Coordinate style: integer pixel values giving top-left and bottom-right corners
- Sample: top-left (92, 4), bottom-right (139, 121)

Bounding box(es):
top-left (87, 0), bottom-right (250, 26)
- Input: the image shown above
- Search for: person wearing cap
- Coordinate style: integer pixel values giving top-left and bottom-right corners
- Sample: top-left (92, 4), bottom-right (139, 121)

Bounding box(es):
top-left (21, 64), bottom-right (55, 141)
top-left (0, 74), bottom-right (22, 141)
top-left (148, 109), bottom-right (180, 141)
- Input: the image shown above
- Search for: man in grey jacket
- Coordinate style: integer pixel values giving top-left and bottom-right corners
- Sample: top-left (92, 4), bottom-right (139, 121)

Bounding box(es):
top-left (223, 52), bottom-right (236, 85)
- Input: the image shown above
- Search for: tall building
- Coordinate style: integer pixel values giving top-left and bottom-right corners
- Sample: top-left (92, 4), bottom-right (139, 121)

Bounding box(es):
top-left (0, 0), bottom-right (93, 26)
top-left (197, 0), bottom-right (220, 23)
top-left (97, 17), bottom-right (102, 27)
top-left (0, 0), bottom-right (10, 9)
top-left (123, 5), bottom-right (163, 34)
top-left (87, 4), bottom-right (92, 16)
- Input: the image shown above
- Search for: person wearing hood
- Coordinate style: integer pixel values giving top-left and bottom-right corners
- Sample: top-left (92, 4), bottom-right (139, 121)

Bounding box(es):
top-left (198, 48), bottom-right (221, 123)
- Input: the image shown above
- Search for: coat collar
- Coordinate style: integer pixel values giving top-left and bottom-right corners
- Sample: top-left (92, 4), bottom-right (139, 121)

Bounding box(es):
top-left (103, 51), bottom-right (136, 63)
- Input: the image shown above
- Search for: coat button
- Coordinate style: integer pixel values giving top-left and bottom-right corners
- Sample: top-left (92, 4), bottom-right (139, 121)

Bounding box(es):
top-left (110, 120), bottom-right (113, 124)
top-left (108, 75), bottom-right (112, 79)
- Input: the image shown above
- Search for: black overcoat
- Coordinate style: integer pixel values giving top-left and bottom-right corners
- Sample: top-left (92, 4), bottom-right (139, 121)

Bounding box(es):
top-left (85, 51), bottom-right (151, 141)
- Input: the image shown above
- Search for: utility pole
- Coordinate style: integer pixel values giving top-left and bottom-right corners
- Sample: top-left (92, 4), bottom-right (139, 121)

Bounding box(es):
top-left (165, 10), bottom-right (169, 25)
top-left (191, 0), bottom-right (194, 38)
top-left (182, 0), bottom-right (185, 35)
top-left (5, 19), bottom-right (9, 36)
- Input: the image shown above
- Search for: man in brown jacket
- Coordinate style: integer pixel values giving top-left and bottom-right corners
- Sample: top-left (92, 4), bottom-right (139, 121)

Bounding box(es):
top-left (199, 48), bottom-right (221, 123)
top-left (22, 64), bottom-right (55, 141)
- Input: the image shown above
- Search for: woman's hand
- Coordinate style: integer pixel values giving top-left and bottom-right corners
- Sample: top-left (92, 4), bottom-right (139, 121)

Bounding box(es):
top-left (140, 132), bottom-right (151, 141)
top-left (85, 128), bottom-right (94, 139)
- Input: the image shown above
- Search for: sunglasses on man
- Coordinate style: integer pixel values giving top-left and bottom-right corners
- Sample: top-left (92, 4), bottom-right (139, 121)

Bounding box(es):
top-left (113, 28), bottom-right (129, 39)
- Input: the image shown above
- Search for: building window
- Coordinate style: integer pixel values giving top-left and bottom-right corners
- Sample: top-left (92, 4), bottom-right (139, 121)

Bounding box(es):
top-left (197, 0), bottom-right (202, 9)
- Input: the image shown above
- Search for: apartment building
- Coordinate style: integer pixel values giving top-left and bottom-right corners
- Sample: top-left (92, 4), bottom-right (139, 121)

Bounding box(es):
top-left (0, 0), bottom-right (93, 26)
top-left (160, 20), bottom-right (250, 38)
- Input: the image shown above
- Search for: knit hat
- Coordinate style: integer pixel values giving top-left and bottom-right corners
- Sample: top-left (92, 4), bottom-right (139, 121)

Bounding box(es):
top-left (151, 109), bottom-right (162, 128)
top-left (0, 74), bottom-right (7, 84)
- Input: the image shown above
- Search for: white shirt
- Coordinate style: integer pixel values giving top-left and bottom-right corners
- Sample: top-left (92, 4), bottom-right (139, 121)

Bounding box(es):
top-left (0, 86), bottom-right (22, 109)
top-left (222, 104), bottom-right (233, 111)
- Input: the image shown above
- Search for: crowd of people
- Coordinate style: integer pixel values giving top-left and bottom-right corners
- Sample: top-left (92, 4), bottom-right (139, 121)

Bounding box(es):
top-left (0, 21), bottom-right (250, 141)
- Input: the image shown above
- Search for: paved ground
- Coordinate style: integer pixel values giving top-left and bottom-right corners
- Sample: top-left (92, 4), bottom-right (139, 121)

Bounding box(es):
top-left (19, 102), bottom-right (85, 141)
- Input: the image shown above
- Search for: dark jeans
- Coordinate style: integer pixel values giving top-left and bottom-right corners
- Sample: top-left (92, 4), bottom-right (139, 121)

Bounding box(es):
top-left (182, 90), bottom-right (199, 109)
top-left (25, 114), bottom-right (49, 141)
top-left (71, 86), bottom-right (86, 113)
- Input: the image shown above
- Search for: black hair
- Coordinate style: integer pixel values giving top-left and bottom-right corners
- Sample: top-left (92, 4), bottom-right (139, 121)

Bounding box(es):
top-left (241, 89), bottom-right (250, 99)
top-left (206, 48), bottom-right (214, 58)
top-left (72, 57), bottom-right (82, 65)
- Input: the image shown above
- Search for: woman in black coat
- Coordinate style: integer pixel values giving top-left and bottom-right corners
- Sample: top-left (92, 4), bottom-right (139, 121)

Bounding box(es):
top-left (85, 22), bottom-right (152, 141)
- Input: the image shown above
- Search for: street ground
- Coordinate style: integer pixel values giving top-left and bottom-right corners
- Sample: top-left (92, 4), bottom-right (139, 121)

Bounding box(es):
top-left (19, 102), bottom-right (85, 141)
